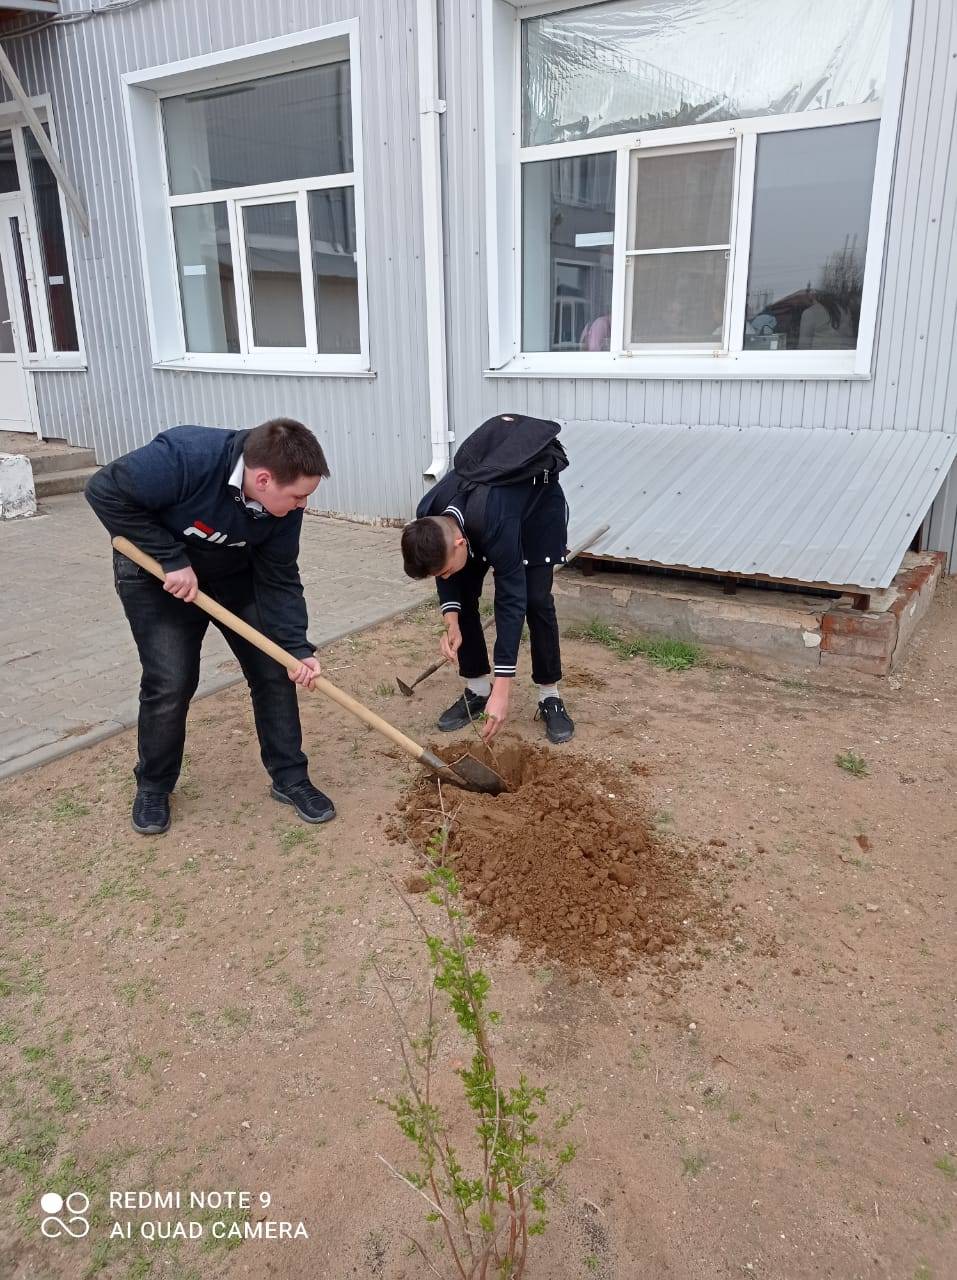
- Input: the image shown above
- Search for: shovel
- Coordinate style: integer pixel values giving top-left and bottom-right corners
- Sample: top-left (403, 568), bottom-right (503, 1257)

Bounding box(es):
top-left (395, 523), bottom-right (610, 697)
top-left (112, 537), bottom-right (507, 796)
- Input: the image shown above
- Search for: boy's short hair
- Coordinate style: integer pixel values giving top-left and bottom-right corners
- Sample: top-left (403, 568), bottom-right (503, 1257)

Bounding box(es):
top-left (401, 517), bottom-right (452, 579)
top-left (243, 418), bottom-right (330, 486)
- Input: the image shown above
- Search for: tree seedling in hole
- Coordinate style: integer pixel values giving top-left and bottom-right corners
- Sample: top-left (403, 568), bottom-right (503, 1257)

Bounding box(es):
top-left (376, 816), bottom-right (578, 1279)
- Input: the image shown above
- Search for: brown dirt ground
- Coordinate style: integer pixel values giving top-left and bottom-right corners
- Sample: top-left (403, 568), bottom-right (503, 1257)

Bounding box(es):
top-left (1, 582), bottom-right (956, 1280)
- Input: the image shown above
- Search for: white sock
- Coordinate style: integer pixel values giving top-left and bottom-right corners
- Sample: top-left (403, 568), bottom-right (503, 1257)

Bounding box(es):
top-left (536, 683), bottom-right (560, 701)
top-left (466, 676), bottom-right (491, 697)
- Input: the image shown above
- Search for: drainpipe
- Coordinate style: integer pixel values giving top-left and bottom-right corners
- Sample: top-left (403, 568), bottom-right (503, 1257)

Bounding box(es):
top-left (416, 0), bottom-right (452, 480)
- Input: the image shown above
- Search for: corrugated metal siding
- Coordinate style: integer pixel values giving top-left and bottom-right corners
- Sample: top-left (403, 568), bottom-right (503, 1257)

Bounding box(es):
top-left (4, 0), bottom-right (957, 554)
top-left (439, 0), bottom-right (957, 557)
top-left (1, 0), bottom-right (432, 520)
top-left (563, 422), bottom-right (957, 589)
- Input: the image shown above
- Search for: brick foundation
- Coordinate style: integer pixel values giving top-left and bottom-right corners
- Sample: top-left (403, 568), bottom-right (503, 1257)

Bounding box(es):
top-left (555, 551), bottom-right (946, 678)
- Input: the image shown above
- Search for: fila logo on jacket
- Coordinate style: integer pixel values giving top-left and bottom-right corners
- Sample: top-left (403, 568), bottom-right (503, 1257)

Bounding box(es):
top-left (182, 519), bottom-right (246, 547)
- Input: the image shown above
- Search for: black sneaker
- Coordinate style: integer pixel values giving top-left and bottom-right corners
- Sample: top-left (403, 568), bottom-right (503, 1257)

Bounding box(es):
top-left (437, 688), bottom-right (489, 732)
top-left (131, 788), bottom-right (171, 835)
top-left (270, 779), bottom-right (336, 824)
top-left (536, 696), bottom-right (575, 744)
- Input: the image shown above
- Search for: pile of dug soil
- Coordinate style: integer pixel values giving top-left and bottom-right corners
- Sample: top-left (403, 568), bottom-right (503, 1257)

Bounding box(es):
top-left (391, 739), bottom-right (727, 979)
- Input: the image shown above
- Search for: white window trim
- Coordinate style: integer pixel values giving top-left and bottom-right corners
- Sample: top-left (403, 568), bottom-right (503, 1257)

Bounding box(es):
top-left (481, 0), bottom-right (912, 381)
top-left (0, 94), bottom-right (87, 369)
top-left (121, 21), bottom-right (371, 377)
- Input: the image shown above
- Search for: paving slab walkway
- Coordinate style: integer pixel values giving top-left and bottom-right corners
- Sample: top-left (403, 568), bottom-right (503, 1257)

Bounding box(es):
top-left (0, 494), bottom-right (428, 779)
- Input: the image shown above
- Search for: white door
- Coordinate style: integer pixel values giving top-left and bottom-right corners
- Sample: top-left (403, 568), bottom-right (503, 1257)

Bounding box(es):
top-left (0, 202), bottom-right (37, 434)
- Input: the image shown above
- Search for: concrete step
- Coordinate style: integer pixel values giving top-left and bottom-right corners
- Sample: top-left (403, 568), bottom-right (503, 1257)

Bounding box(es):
top-left (35, 467), bottom-right (98, 498)
top-left (30, 447), bottom-right (97, 476)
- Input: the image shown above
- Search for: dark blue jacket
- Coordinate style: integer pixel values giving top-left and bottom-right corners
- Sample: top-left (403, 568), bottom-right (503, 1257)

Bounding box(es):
top-left (85, 426), bottom-right (314, 658)
top-left (416, 471), bottom-right (568, 677)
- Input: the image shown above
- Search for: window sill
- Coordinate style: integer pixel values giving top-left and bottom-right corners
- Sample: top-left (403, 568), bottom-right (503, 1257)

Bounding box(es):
top-left (152, 358), bottom-right (376, 379)
top-left (26, 358), bottom-right (88, 372)
top-left (485, 353), bottom-right (872, 381)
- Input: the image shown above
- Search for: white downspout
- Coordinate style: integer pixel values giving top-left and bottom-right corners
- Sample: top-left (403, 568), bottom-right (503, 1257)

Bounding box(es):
top-left (416, 0), bottom-right (452, 480)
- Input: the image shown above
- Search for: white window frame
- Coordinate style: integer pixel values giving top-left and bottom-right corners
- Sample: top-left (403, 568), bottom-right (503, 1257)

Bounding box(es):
top-left (0, 95), bottom-right (87, 370)
top-left (122, 22), bottom-right (372, 378)
top-left (482, 0), bottom-right (912, 381)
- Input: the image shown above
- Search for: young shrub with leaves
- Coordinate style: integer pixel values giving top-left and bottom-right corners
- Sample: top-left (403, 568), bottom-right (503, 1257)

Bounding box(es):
top-left (375, 821), bottom-right (578, 1279)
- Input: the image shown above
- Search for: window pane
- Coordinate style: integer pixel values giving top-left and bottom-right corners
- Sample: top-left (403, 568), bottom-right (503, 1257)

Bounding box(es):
top-left (8, 216), bottom-right (36, 353)
top-left (0, 252), bottom-right (15, 354)
top-left (24, 132), bottom-right (79, 352)
top-left (744, 121), bottom-right (879, 352)
top-left (308, 188), bottom-right (360, 354)
top-left (243, 201), bottom-right (305, 348)
top-left (171, 203), bottom-right (239, 354)
top-left (523, 0), bottom-right (891, 146)
top-left (632, 148), bottom-right (733, 250)
top-left (163, 62), bottom-right (353, 195)
top-left (0, 131), bottom-right (18, 193)
top-left (522, 153), bottom-right (616, 352)
top-left (630, 250), bottom-right (727, 344)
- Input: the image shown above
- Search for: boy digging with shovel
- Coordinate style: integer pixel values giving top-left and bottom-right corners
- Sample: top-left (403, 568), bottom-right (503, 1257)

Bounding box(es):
top-left (401, 414), bottom-right (574, 745)
top-left (86, 418), bottom-right (335, 835)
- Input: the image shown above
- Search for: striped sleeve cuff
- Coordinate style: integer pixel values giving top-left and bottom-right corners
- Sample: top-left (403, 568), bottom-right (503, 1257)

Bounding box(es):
top-left (493, 664), bottom-right (517, 677)
top-left (440, 601), bottom-right (461, 614)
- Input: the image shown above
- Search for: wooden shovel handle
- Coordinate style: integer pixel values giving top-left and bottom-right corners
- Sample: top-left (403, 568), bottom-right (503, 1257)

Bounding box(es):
top-left (111, 536), bottom-right (435, 766)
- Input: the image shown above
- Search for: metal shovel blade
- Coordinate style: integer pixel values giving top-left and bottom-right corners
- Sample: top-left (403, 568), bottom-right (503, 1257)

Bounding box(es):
top-left (396, 677), bottom-right (415, 697)
top-left (421, 749), bottom-right (507, 795)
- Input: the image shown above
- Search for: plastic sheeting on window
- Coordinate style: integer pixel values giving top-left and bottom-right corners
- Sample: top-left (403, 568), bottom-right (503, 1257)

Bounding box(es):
top-left (522, 0), bottom-right (891, 147)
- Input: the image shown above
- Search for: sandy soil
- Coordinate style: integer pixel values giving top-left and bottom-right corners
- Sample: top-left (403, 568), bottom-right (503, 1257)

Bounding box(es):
top-left (1, 581), bottom-right (955, 1280)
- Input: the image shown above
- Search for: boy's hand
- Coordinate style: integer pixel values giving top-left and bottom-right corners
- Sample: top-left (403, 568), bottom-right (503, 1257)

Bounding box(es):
top-left (163, 565), bottom-right (199, 603)
top-left (481, 678), bottom-right (511, 741)
top-left (288, 656), bottom-right (321, 688)
top-left (440, 615), bottom-right (463, 664)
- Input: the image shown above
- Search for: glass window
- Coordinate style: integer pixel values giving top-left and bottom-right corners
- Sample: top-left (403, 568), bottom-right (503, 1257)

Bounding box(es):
top-left (627, 146), bottom-right (733, 346)
top-left (744, 121), bottom-right (880, 351)
top-left (309, 187), bottom-right (360, 354)
top-left (0, 251), bottom-right (15, 355)
top-left (522, 0), bottom-right (891, 146)
top-left (0, 130), bottom-right (18, 193)
top-left (25, 130), bottom-right (79, 352)
top-left (522, 153), bottom-right (616, 352)
top-left (171, 203), bottom-right (239, 354)
top-left (9, 215), bottom-right (37, 353)
top-left (242, 201), bottom-right (306, 348)
top-left (163, 62), bottom-right (353, 195)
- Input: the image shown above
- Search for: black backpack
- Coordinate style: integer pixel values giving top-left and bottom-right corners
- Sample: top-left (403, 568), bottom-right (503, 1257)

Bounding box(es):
top-left (450, 414), bottom-right (568, 540)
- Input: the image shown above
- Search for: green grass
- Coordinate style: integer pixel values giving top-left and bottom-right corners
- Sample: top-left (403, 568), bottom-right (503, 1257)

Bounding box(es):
top-left (50, 791), bottom-right (90, 822)
top-left (571, 619), bottom-right (701, 670)
top-left (47, 1075), bottom-right (78, 1113)
top-left (680, 1152), bottom-right (708, 1178)
top-left (220, 1006), bottom-right (251, 1031)
top-left (934, 1155), bottom-right (956, 1179)
top-left (278, 827), bottom-right (309, 854)
top-left (374, 681), bottom-right (394, 698)
top-left (835, 750), bottom-right (869, 777)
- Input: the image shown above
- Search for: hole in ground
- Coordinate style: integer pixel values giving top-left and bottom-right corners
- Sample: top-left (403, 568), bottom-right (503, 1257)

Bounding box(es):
top-left (392, 738), bottom-right (731, 980)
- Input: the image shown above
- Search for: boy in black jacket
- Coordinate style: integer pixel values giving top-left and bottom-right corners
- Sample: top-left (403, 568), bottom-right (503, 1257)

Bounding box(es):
top-left (86, 418), bottom-right (335, 835)
top-left (400, 414), bottom-right (574, 745)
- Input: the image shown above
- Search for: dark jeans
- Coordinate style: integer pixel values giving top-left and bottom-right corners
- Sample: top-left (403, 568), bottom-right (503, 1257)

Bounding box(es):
top-left (454, 560), bottom-right (562, 686)
top-left (113, 552), bottom-right (309, 795)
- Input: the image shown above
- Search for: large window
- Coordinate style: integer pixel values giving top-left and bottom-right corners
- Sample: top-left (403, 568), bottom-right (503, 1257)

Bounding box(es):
top-left (492, 0), bottom-right (898, 377)
top-left (124, 24), bottom-right (368, 374)
top-left (0, 110), bottom-right (83, 362)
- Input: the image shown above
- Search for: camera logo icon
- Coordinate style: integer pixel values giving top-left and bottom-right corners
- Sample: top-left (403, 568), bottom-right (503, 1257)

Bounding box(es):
top-left (40, 1191), bottom-right (90, 1239)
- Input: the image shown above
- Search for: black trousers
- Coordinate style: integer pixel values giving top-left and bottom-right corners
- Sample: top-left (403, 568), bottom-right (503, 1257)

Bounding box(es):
top-left (454, 559), bottom-right (562, 686)
top-left (113, 552), bottom-right (309, 794)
